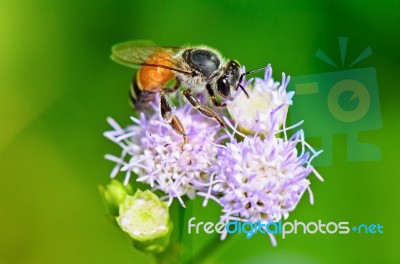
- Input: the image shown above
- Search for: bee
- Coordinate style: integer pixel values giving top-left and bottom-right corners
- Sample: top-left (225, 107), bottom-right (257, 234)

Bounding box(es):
top-left (111, 40), bottom-right (266, 145)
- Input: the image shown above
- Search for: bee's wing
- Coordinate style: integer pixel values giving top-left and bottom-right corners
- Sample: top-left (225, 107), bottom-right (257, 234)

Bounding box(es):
top-left (111, 40), bottom-right (191, 74)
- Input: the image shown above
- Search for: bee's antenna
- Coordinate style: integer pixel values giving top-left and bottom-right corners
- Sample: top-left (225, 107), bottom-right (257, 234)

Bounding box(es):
top-left (237, 66), bottom-right (269, 98)
top-left (244, 66), bottom-right (269, 76)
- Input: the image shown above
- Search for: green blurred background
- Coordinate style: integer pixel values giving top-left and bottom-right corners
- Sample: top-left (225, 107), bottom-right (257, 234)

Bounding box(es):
top-left (1, 0), bottom-right (399, 263)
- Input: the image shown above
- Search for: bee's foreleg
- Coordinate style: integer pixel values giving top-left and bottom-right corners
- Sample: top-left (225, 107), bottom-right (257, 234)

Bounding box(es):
top-left (160, 92), bottom-right (188, 146)
top-left (182, 90), bottom-right (226, 128)
top-left (206, 83), bottom-right (226, 108)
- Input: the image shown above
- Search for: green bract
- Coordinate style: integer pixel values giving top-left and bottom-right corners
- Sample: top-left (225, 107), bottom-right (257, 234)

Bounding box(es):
top-left (99, 179), bottom-right (133, 216)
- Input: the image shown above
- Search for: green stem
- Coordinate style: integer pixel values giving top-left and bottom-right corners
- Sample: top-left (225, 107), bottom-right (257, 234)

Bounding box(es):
top-left (184, 233), bottom-right (232, 264)
top-left (178, 203), bottom-right (186, 245)
top-left (154, 199), bottom-right (189, 264)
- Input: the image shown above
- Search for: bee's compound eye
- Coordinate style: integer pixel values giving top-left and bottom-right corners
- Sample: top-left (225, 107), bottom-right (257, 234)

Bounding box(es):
top-left (217, 77), bottom-right (231, 98)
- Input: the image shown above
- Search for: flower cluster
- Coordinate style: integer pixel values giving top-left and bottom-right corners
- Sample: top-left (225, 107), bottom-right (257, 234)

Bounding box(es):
top-left (104, 65), bottom-right (323, 245)
top-left (104, 100), bottom-right (221, 207)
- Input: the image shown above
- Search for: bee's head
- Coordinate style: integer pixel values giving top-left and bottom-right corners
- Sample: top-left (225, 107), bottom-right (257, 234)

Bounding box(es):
top-left (216, 60), bottom-right (241, 99)
top-left (216, 61), bottom-right (268, 100)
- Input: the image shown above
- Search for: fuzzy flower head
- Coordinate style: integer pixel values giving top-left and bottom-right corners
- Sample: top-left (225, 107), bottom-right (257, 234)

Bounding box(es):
top-left (227, 65), bottom-right (294, 135)
top-left (211, 125), bottom-right (323, 224)
top-left (104, 98), bottom-right (221, 207)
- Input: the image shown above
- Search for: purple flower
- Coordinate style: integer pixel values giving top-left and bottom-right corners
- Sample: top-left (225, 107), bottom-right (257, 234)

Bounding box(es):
top-left (104, 99), bottom-right (221, 207)
top-left (212, 126), bottom-right (322, 220)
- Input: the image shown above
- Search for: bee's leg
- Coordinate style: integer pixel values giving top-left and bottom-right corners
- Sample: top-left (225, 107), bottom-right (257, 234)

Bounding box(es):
top-left (206, 83), bottom-right (226, 108)
top-left (182, 90), bottom-right (226, 128)
top-left (160, 92), bottom-right (188, 146)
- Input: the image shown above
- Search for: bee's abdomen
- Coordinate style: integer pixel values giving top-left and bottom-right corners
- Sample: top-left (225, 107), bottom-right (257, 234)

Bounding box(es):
top-left (137, 51), bottom-right (175, 92)
top-left (130, 76), bottom-right (156, 111)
